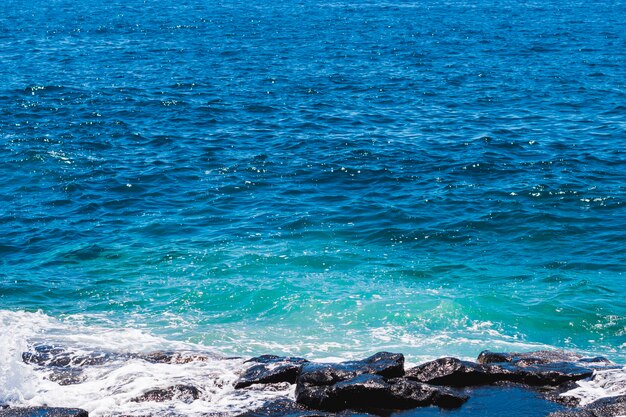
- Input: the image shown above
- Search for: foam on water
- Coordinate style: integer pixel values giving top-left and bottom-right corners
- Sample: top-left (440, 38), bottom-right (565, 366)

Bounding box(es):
top-left (3, 310), bottom-right (626, 415)
top-left (0, 310), bottom-right (291, 416)
top-left (563, 366), bottom-right (626, 407)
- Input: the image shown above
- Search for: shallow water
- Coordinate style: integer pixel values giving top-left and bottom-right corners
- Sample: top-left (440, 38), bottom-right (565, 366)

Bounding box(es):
top-left (1, 0), bottom-right (625, 414)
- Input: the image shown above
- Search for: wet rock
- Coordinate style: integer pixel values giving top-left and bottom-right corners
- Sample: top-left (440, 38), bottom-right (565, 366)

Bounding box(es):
top-left (405, 357), bottom-right (503, 386)
top-left (534, 381), bottom-right (582, 407)
top-left (477, 350), bottom-right (611, 367)
top-left (295, 383), bottom-right (334, 410)
top-left (510, 362), bottom-right (594, 386)
top-left (547, 394), bottom-right (626, 417)
top-left (406, 355), bottom-right (593, 388)
top-left (0, 408), bottom-right (88, 417)
top-left (388, 377), bottom-right (467, 409)
top-left (296, 374), bottom-right (467, 411)
top-left (297, 352), bottom-right (404, 386)
top-left (245, 355), bottom-right (308, 365)
top-left (329, 374), bottom-right (392, 409)
top-left (235, 356), bottom-right (309, 389)
top-left (131, 384), bottom-right (201, 403)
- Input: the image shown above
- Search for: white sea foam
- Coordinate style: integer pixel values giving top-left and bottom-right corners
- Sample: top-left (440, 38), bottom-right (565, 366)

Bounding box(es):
top-left (0, 310), bottom-right (291, 416)
top-left (563, 366), bottom-right (626, 406)
top-left (2, 310), bottom-right (625, 416)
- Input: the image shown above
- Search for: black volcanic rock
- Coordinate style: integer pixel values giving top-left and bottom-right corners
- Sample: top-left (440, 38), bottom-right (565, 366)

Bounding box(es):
top-left (131, 385), bottom-right (201, 403)
top-left (297, 352), bottom-right (404, 386)
top-left (405, 357), bottom-right (504, 386)
top-left (235, 356), bottom-right (309, 389)
top-left (548, 395), bottom-right (626, 417)
top-left (330, 374), bottom-right (392, 410)
top-left (294, 352), bottom-right (470, 412)
top-left (295, 383), bottom-right (334, 410)
top-left (477, 350), bottom-right (611, 367)
top-left (296, 374), bottom-right (467, 411)
top-left (406, 354), bottom-right (595, 388)
top-left (509, 362), bottom-right (594, 386)
top-left (477, 350), bottom-right (599, 386)
top-left (387, 377), bottom-right (468, 409)
top-left (0, 408), bottom-right (88, 417)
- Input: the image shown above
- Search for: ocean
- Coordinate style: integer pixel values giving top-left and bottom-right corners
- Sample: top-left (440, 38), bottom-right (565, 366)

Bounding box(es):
top-left (1, 0), bottom-right (625, 415)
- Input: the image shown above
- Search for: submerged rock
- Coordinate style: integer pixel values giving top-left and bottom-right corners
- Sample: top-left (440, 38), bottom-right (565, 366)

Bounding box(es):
top-left (235, 355), bottom-right (309, 389)
top-left (0, 408), bottom-right (88, 417)
top-left (548, 394), bottom-right (626, 416)
top-left (131, 385), bottom-right (201, 403)
top-left (137, 350), bottom-right (215, 364)
top-left (46, 368), bottom-right (86, 386)
top-left (22, 345), bottom-right (115, 368)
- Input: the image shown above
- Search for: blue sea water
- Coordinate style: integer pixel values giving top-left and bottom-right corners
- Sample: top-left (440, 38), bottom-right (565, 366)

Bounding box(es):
top-left (1, 0), bottom-right (625, 374)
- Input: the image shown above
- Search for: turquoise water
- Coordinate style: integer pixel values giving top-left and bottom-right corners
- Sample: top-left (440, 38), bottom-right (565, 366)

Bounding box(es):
top-left (1, 0), bottom-right (625, 364)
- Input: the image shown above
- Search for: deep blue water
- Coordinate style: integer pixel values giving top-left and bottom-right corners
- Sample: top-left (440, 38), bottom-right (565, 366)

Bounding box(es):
top-left (1, 0), bottom-right (625, 362)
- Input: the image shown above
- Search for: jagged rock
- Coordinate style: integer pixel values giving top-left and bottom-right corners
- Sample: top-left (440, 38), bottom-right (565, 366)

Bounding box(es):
top-left (388, 377), bottom-right (467, 409)
top-left (511, 362), bottom-right (594, 386)
top-left (405, 357), bottom-right (503, 386)
top-left (297, 352), bottom-right (404, 386)
top-left (406, 355), bottom-right (593, 388)
top-left (330, 374), bottom-right (392, 409)
top-left (131, 384), bottom-right (201, 403)
top-left (245, 355), bottom-right (308, 365)
top-left (535, 381), bottom-right (582, 407)
top-left (294, 352), bottom-right (469, 411)
top-left (235, 355), bottom-right (309, 389)
top-left (477, 350), bottom-right (612, 367)
top-left (0, 408), bottom-right (88, 417)
top-left (547, 394), bottom-right (626, 416)
top-left (295, 383), bottom-right (334, 410)
top-left (296, 374), bottom-right (467, 411)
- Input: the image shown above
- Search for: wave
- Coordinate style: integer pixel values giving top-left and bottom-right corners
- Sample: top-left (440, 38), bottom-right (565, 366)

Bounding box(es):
top-left (0, 310), bottom-right (287, 416)
top-left (2, 310), bottom-right (625, 416)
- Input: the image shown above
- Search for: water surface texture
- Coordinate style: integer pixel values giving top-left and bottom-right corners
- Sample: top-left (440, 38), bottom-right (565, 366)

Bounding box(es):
top-left (1, 0), bottom-right (625, 372)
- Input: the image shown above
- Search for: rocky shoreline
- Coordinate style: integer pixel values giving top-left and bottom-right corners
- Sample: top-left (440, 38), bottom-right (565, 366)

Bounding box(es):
top-left (2, 348), bottom-right (625, 417)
